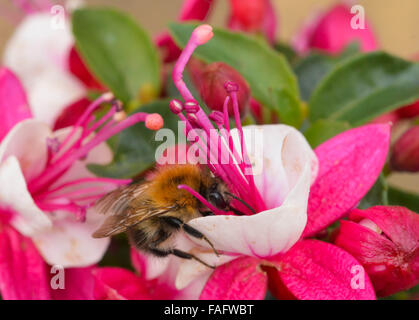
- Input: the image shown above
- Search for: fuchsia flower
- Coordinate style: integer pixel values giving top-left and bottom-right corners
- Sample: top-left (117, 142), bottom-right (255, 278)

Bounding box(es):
top-left (293, 3), bottom-right (378, 55)
top-left (120, 25), bottom-right (393, 300)
top-left (335, 206), bottom-right (419, 297)
top-left (0, 67), bottom-right (163, 299)
top-left (227, 0), bottom-right (277, 43)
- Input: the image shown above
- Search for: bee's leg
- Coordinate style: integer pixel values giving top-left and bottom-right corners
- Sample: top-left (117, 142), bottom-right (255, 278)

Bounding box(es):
top-left (160, 216), bottom-right (220, 257)
top-left (149, 247), bottom-right (215, 269)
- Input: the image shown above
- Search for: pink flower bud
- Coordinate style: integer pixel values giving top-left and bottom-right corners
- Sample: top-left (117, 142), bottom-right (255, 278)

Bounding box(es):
top-left (229, 0), bottom-right (268, 32)
top-left (294, 4), bottom-right (378, 54)
top-left (390, 126), bottom-right (419, 172)
top-left (195, 62), bottom-right (250, 115)
top-left (335, 206), bottom-right (419, 297)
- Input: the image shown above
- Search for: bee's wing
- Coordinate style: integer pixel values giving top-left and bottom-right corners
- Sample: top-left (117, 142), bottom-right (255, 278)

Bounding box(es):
top-left (92, 183), bottom-right (176, 238)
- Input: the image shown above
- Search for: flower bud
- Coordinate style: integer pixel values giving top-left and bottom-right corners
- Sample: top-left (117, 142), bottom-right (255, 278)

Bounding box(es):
top-left (196, 62), bottom-right (250, 116)
top-left (229, 0), bottom-right (268, 32)
top-left (390, 126), bottom-right (419, 172)
top-left (335, 206), bottom-right (419, 297)
top-left (293, 4), bottom-right (377, 54)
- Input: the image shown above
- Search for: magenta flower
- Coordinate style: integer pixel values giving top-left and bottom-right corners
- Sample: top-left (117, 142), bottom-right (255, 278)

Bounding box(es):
top-left (0, 67), bottom-right (163, 298)
top-left (227, 0), bottom-right (277, 43)
top-left (132, 25), bottom-right (391, 300)
top-left (293, 3), bottom-right (378, 54)
top-left (335, 206), bottom-right (419, 297)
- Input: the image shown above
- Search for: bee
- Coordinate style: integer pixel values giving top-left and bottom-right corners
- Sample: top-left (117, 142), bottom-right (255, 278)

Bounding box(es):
top-left (92, 164), bottom-right (251, 268)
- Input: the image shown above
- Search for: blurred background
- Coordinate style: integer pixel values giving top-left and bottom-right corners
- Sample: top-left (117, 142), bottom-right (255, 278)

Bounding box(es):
top-left (0, 0), bottom-right (418, 192)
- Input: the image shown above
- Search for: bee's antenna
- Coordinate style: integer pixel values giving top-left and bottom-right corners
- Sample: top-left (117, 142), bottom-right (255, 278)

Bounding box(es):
top-left (225, 192), bottom-right (257, 215)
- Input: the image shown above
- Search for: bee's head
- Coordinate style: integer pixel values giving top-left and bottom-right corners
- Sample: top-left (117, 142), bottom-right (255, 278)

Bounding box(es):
top-left (207, 182), bottom-right (228, 210)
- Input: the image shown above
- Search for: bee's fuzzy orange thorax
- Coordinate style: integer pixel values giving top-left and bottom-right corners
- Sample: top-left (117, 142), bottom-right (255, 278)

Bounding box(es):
top-left (147, 164), bottom-right (210, 210)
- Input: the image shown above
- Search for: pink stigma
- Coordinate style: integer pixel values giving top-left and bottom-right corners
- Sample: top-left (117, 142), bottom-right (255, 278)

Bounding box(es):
top-left (146, 113), bottom-right (164, 130)
top-left (193, 24), bottom-right (213, 45)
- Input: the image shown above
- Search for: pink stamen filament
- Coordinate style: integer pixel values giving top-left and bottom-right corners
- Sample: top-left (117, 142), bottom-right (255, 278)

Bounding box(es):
top-left (177, 184), bottom-right (226, 215)
top-left (29, 111), bottom-right (150, 195)
top-left (171, 25), bottom-right (267, 214)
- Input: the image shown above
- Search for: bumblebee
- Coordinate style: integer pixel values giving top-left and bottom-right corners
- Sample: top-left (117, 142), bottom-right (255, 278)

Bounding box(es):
top-left (92, 164), bottom-right (246, 268)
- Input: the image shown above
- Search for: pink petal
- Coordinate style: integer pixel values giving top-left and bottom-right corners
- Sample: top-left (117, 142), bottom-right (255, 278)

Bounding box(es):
top-left (228, 0), bottom-right (277, 43)
top-left (303, 124), bottom-right (390, 238)
top-left (272, 239), bottom-right (376, 300)
top-left (0, 68), bottom-right (32, 142)
top-left (178, 0), bottom-right (214, 20)
top-left (0, 222), bottom-right (51, 300)
top-left (200, 256), bottom-right (267, 300)
top-left (335, 206), bottom-right (419, 296)
top-left (306, 4), bottom-right (378, 54)
top-left (93, 267), bottom-right (151, 300)
top-left (93, 267), bottom-right (176, 300)
top-left (50, 266), bottom-right (96, 300)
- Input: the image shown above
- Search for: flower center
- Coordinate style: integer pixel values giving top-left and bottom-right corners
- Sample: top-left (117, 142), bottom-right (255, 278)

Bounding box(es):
top-left (169, 25), bottom-right (266, 214)
top-left (28, 92), bottom-right (163, 221)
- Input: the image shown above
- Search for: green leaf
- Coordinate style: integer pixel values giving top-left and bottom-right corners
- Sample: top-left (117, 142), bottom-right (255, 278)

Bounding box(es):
top-left (272, 88), bottom-right (304, 127)
top-left (304, 119), bottom-right (351, 148)
top-left (72, 8), bottom-right (160, 106)
top-left (358, 174), bottom-right (388, 209)
top-left (274, 42), bottom-right (298, 65)
top-left (294, 43), bottom-right (360, 101)
top-left (88, 100), bottom-right (179, 178)
top-left (388, 186), bottom-right (419, 213)
top-left (169, 23), bottom-right (302, 126)
top-left (309, 52), bottom-right (419, 125)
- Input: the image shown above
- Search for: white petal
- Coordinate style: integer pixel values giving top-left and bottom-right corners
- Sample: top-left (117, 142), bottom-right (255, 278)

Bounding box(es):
top-left (188, 162), bottom-right (311, 258)
top-left (0, 156), bottom-right (52, 236)
top-left (3, 13), bottom-right (73, 88)
top-left (0, 119), bottom-right (50, 181)
top-left (28, 69), bottom-right (85, 126)
top-left (32, 208), bottom-right (110, 268)
top-left (231, 124), bottom-right (318, 209)
top-left (3, 13), bottom-right (85, 126)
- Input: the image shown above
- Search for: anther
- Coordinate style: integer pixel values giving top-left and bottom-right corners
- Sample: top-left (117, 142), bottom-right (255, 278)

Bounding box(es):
top-left (113, 111), bottom-right (127, 122)
top-left (209, 111), bottom-right (225, 125)
top-left (112, 99), bottom-right (124, 112)
top-left (184, 100), bottom-right (200, 114)
top-left (46, 137), bottom-right (60, 154)
top-left (169, 99), bottom-right (184, 114)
